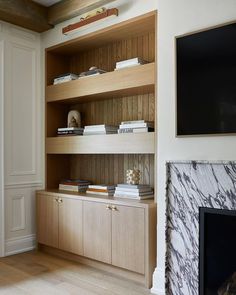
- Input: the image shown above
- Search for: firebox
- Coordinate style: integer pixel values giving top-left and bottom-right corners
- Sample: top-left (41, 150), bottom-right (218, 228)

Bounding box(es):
top-left (199, 207), bottom-right (236, 295)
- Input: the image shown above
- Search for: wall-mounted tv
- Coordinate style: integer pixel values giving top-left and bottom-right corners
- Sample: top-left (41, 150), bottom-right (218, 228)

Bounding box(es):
top-left (177, 22), bottom-right (236, 136)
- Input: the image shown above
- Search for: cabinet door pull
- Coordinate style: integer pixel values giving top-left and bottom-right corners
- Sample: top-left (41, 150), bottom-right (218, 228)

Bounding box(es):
top-left (111, 205), bottom-right (117, 211)
top-left (58, 198), bottom-right (63, 204)
top-left (54, 197), bottom-right (59, 202)
top-left (106, 205), bottom-right (111, 210)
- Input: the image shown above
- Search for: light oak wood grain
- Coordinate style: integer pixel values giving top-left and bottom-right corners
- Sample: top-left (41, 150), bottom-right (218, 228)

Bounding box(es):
top-left (46, 132), bottom-right (155, 154)
top-left (83, 201), bottom-right (112, 264)
top-left (59, 198), bottom-right (83, 256)
top-left (46, 63), bottom-right (155, 103)
top-left (112, 205), bottom-right (145, 274)
top-left (0, 251), bottom-right (151, 294)
top-left (46, 11), bottom-right (156, 55)
top-left (36, 193), bottom-right (59, 248)
top-left (36, 191), bottom-right (157, 288)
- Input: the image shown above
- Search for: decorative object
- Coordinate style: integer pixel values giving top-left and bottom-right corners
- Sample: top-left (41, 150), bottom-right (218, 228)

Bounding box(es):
top-left (67, 110), bottom-right (81, 128)
top-left (126, 169), bottom-right (140, 185)
top-left (62, 8), bottom-right (118, 35)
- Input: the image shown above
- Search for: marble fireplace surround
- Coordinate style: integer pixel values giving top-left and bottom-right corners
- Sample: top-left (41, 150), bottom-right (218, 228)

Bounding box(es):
top-left (165, 161), bottom-right (236, 295)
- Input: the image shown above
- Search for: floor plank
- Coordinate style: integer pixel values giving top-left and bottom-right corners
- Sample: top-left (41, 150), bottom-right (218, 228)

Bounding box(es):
top-left (0, 251), bottom-right (151, 295)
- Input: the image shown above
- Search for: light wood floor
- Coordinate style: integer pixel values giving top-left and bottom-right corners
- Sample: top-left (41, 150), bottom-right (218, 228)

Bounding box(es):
top-left (0, 251), bottom-right (152, 295)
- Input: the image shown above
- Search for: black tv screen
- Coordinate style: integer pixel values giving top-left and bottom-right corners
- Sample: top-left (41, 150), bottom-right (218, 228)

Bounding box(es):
top-left (177, 23), bottom-right (236, 135)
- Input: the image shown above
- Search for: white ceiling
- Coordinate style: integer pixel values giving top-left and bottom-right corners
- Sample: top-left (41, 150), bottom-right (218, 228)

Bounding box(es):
top-left (33, 0), bottom-right (61, 7)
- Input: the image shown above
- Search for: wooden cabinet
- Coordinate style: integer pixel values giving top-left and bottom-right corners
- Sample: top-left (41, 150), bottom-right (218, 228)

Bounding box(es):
top-left (37, 193), bottom-right (58, 248)
top-left (58, 197), bottom-right (83, 256)
top-left (36, 193), bottom-right (83, 256)
top-left (40, 10), bottom-right (157, 288)
top-left (37, 191), bottom-right (156, 288)
top-left (83, 201), bottom-right (145, 274)
top-left (112, 205), bottom-right (145, 274)
top-left (83, 201), bottom-right (111, 263)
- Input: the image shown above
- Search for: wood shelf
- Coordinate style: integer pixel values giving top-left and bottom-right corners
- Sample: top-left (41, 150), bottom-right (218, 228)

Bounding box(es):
top-left (46, 132), bottom-right (155, 154)
top-left (46, 63), bottom-right (155, 103)
top-left (46, 11), bottom-right (156, 55)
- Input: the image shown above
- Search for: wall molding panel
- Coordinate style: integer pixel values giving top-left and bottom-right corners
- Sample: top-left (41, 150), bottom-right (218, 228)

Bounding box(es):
top-left (5, 234), bottom-right (36, 256)
top-left (9, 42), bottom-right (37, 177)
top-left (5, 181), bottom-right (43, 190)
top-left (1, 22), bottom-right (42, 257)
top-left (10, 195), bottom-right (26, 232)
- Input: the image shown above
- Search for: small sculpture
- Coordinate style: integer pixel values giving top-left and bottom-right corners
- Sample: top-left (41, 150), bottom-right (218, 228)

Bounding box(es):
top-left (67, 110), bottom-right (81, 128)
top-left (126, 169), bottom-right (140, 185)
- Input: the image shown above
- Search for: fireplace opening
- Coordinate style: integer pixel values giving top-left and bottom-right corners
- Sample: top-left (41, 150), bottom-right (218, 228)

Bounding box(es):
top-left (199, 207), bottom-right (236, 295)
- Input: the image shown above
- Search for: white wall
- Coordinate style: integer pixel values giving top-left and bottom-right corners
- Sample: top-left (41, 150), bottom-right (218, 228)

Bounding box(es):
top-left (0, 21), bottom-right (43, 256)
top-left (153, 1), bottom-right (236, 294)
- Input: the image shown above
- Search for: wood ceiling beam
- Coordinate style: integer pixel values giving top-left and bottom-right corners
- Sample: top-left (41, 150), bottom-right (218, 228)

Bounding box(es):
top-left (0, 0), bottom-right (52, 33)
top-left (48, 0), bottom-right (115, 25)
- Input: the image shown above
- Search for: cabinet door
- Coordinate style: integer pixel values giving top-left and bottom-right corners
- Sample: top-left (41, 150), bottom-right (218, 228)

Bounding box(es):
top-left (59, 198), bottom-right (83, 256)
top-left (83, 201), bottom-right (111, 264)
top-left (112, 205), bottom-right (145, 274)
top-left (36, 194), bottom-right (59, 248)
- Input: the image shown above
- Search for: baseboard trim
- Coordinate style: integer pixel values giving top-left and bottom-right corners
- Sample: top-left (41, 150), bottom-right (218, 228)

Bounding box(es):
top-left (150, 267), bottom-right (165, 295)
top-left (5, 234), bottom-right (36, 256)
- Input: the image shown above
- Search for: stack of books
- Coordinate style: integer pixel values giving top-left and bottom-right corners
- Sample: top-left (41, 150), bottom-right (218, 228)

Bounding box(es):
top-left (115, 57), bottom-right (148, 70)
top-left (87, 185), bottom-right (116, 196)
top-left (53, 73), bottom-right (79, 85)
top-left (59, 179), bottom-right (91, 192)
top-left (83, 124), bottom-right (118, 135)
top-left (118, 120), bottom-right (154, 133)
top-left (114, 184), bottom-right (154, 200)
top-left (79, 67), bottom-right (106, 78)
top-left (57, 127), bottom-right (84, 136)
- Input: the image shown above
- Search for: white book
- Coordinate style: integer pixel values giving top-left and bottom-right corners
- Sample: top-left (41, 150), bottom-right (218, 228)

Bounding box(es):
top-left (84, 125), bottom-right (117, 129)
top-left (87, 191), bottom-right (114, 196)
top-left (115, 63), bottom-right (143, 70)
top-left (83, 131), bottom-right (117, 135)
top-left (121, 120), bottom-right (146, 125)
top-left (117, 184), bottom-right (150, 189)
top-left (115, 187), bottom-right (153, 193)
top-left (118, 127), bottom-right (153, 133)
top-left (88, 185), bottom-right (115, 190)
top-left (116, 57), bottom-right (147, 67)
top-left (114, 194), bottom-right (154, 200)
top-left (119, 122), bottom-right (154, 129)
top-left (58, 127), bottom-right (84, 131)
top-left (114, 190), bottom-right (153, 196)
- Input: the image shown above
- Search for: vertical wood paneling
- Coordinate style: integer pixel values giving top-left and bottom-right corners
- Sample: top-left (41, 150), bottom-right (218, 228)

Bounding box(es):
top-left (47, 29), bottom-right (156, 191)
top-left (69, 33), bottom-right (155, 74)
top-left (70, 154), bottom-right (154, 187)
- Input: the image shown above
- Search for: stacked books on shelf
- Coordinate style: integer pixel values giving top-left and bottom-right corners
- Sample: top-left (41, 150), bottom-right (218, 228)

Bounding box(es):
top-left (118, 120), bottom-right (154, 133)
top-left (53, 73), bottom-right (79, 85)
top-left (84, 124), bottom-right (118, 135)
top-left (115, 57), bottom-right (148, 70)
top-left (114, 184), bottom-right (154, 200)
top-left (87, 185), bottom-right (116, 196)
top-left (57, 127), bottom-right (84, 136)
top-left (59, 179), bottom-right (91, 192)
top-left (79, 67), bottom-right (107, 78)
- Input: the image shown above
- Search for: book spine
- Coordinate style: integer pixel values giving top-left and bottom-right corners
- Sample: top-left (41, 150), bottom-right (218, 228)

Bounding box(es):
top-left (116, 57), bottom-right (140, 66)
top-left (119, 123), bottom-right (153, 129)
top-left (121, 120), bottom-right (145, 125)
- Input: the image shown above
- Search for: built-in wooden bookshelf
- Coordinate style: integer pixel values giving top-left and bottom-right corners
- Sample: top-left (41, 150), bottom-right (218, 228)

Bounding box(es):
top-left (40, 10), bottom-right (157, 288)
top-left (45, 10), bottom-right (157, 192)
top-left (46, 63), bottom-right (155, 103)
